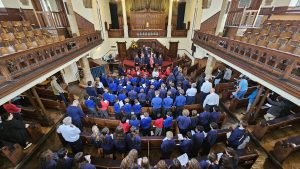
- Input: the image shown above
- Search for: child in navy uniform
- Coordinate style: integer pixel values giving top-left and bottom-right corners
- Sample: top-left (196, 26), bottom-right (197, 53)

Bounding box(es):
top-left (160, 131), bottom-right (176, 159)
top-left (201, 122), bottom-right (218, 156)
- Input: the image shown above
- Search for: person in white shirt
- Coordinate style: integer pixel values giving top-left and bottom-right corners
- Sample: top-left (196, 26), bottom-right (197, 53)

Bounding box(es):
top-left (223, 67), bottom-right (232, 82)
top-left (203, 88), bottom-right (219, 111)
top-left (57, 117), bottom-right (83, 154)
top-left (152, 68), bottom-right (159, 78)
top-left (200, 77), bottom-right (212, 103)
top-left (186, 83), bottom-right (197, 105)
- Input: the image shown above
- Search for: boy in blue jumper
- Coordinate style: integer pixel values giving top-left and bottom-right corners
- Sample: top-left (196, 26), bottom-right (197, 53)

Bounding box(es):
top-left (122, 98), bottom-right (132, 117)
top-left (140, 112), bottom-right (152, 136)
top-left (163, 91), bottom-right (173, 116)
top-left (129, 115), bottom-right (140, 128)
top-left (160, 131), bottom-right (176, 159)
top-left (227, 121), bottom-right (248, 149)
top-left (201, 122), bottom-right (218, 156)
top-left (164, 112), bottom-right (173, 132)
top-left (199, 107), bottom-right (211, 132)
top-left (114, 98), bottom-right (121, 120)
top-left (151, 90), bottom-right (162, 119)
top-left (133, 99), bottom-right (142, 118)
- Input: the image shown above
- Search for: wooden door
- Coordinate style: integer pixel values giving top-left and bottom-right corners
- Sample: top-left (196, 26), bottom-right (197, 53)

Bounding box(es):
top-left (117, 42), bottom-right (127, 60)
top-left (169, 41), bottom-right (179, 58)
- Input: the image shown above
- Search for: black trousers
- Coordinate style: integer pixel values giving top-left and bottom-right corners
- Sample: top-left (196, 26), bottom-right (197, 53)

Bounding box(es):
top-left (69, 138), bottom-right (83, 154)
top-left (141, 128), bottom-right (151, 136)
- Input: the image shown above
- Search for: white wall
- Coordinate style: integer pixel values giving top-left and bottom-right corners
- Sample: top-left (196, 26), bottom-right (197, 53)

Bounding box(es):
top-left (201, 0), bottom-right (223, 23)
top-left (61, 62), bottom-right (79, 84)
top-left (1, 0), bottom-right (34, 9)
top-left (272, 0), bottom-right (292, 7)
top-left (71, 0), bottom-right (94, 23)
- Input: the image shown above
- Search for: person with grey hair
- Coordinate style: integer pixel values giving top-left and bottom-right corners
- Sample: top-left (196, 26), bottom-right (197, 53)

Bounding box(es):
top-left (186, 83), bottom-right (197, 105)
top-left (57, 117), bottom-right (83, 154)
top-left (200, 77), bottom-right (212, 103)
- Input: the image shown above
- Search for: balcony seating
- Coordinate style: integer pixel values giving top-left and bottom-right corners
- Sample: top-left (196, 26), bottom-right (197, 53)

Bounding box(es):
top-left (229, 21), bottom-right (300, 55)
top-left (0, 20), bottom-right (66, 56)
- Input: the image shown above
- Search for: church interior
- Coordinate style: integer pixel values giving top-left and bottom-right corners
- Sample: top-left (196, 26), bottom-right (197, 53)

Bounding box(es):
top-left (0, 0), bottom-right (299, 168)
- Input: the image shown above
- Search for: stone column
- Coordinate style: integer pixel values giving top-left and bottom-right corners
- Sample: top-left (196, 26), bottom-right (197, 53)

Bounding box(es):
top-left (204, 55), bottom-right (217, 79)
top-left (215, 0), bottom-right (230, 36)
top-left (167, 0), bottom-right (173, 38)
top-left (121, 0), bottom-right (128, 38)
top-left (79, 56), bottom-right (94, 87)
top-left (190, 0), bottom-right (202, 39)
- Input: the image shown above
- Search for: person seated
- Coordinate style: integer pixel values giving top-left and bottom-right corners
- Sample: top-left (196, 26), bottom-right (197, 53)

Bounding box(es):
top-left (201, 122), bottom-right (218, 156)
top-left (108, 92), bottom-right (116, 106)
top-left (191, 125), bottom-right (205, 157)
top-left (160, 131), bottom-right (176, 159)
top-left (113, 126), bottom-right (127, 156)
top-left (86, 81), bottom-right (98, 97)
top-left (200, 152), bottom-right (219, 169)
top-left (169, 158), bottom-right (182, 169)
top-left (122, 98), bottom-right (132, 117)
top-left (223, 67), bottom-right (232, 83)
top-left (173, 89), bottom-right (186, 118)
top-left (213, 68), bottom-right (223, 86)
top-left (164, 67), bottom-right (171, 77)
top-left (84, 95), bottom-right (97, 116)
top-left (159, 84), bottom-right (167, 99)
top-left (120, 149), bottom-right (138, 168)
top-left (129, 115), bottom-right (140, 128)
top-left (133, 99), bottom-right (142, 117)
top-left (130, 68), bottom-right (137, 77)
top-left (264, 95), bottom-right (286, 121)
top-left (119, 117), bottom-right (130, 133)
top-left (141, 157), bottom-right (152, 169)
top-left (232, 75), bottom-right (248, 100)
top-left (118, 89), bottom-right (127, 102)
top-left (103, 89), bottom-right (110, 101)
top-left (3, 100), bottom-right (22, 120)
top-left (138, 89), bottom-right (147, 107)
top-left (163, 91), bottom-right (173, 116)
top-left (91, 125), bottom-right (103, 157)
top-left (126, 126), bottom-right (141, 153)
top-left (219, 147), bottom-right (239, 169)
top-left (164, 112), bottom-right (173, 132)
top-left (199, 107), bottom-right (211, 131)
top-left (40, 149), bottom-right (57, 169)
top-left (101, 127), bottom-right (114, 157)
top-left (227, 121), bottom-right (249, 149)
top-left (176, 109), bottom-right (191, 136)
top-left (114, 99), bottom-right (121, 120)
top-left (152, 68), bottom-right (159, 79)
top-left (108, 81), bottom-right (117, 95)
top-left (244, 86), bottom-right (260, 114)
top-left (140, 112), bottom-right (152, 136)
top-left (179, 132), bottom-right (193, 157)
top-left (203, 88), bottom-right (219, 112)
top-left (56, 147), bottom-right (73, 169)
top-left (210, 106), bottom-right (221, 125)
top-left (190, 110), bottom-right (199, 130)
top-left (155, 160), bottom-right (168, 169)
top-left (158, 54), bottom-right (163, 67)
top-left (74, 152), bottom-right (96, 169)
top-left (151, 90), bottom-right (163, 119)
top-left (187, 158), bottom-right (200, 169)
top-left (154, 113), bottom-right (164, 136)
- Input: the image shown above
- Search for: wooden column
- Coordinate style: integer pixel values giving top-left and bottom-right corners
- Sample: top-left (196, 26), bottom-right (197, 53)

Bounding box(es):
top-left (204, 56), bottom-right (217, 79)
top-left (121, 0), bottom-right (128, 38)
top-left (167, 0), bottom-right (173, 37)
top-left (248, 88), bottom-right (270, 123)
top-left (31, 87), bottom-right (53, 125)
top-left (0, 62), bottom-right (12, 80)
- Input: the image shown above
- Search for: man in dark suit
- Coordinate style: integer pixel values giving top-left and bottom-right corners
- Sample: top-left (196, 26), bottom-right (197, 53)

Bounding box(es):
top-left (86, 81), bottom-right (98, 97)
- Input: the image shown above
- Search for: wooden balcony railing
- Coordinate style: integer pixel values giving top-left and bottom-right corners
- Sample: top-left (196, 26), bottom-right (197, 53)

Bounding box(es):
top-left (35, 11), bottom-right (69, 28)
top-left (104, 22), bottom-right (124, 38)
top-left (172, 22), bottom-right (190, 37)
top-left (129, 29), bottom-right (167, 38)
top-left (226, 8), bottom-right (259, 27)
top-left (192, 31), bottom-right (300, 99)
top-left (0, 31), bottom-right (102, 87)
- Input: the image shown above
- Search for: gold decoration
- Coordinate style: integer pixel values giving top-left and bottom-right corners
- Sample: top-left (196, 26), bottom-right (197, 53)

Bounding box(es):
top-left (130, 40), bottom-right (138, 49)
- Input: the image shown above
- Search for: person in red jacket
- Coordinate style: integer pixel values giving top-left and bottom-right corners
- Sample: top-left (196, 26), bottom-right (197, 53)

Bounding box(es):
top-left (98, 97), bottom-right (109, 119)
top-left (119, 117), bottom-right (130, 133)
top-left (3, 100), bottom-right (23, 120)
top-left (154, 113), bottom-right (164, 136)
top-left (164, 67), bottom-right (171, 77)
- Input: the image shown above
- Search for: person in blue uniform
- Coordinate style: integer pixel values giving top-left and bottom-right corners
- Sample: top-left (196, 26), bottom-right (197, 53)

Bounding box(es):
top-left (138, 89), bottom-right (147, 107)
top-left (140, 112), bottom-right (152, 136)
top-left (164, 112), bottom-right (173, 132)
top-left (199, 153), bottom-right (219, 169)
top-left (189, 110), bottom-right (199, 130)
top-left (173, 89), bottom-right (186, 117)
top-left (168, 83), bottom-right (177, 100)
top-left (114, 99), bottom-right (121, 120)
top-left (133, 99), bottom-right (142, 118)
top-left (66, 100), bottom-right (85, 130)
top-left (122, 99), bottom-right (132, 117)
top-left (113, 126), bottom-right (127, 156)
top-left (159, 84), bottom-right (167, 99)
top-left (86, 81), bottom-right (98, 97)
top-left (101, 127), bottom-right (114, 156)
top-left (84, 95), bottom-right (97, 116)
top-left (210, 106), bottom-right (221, 125)
top-left (162, 92), bottom-right (173, 116)
top-left (201, 122), bottom-right (218, 156)
top-left (126, 81), bottom-right (133, 93)
top-left (182, 78), bottom-right (190, 92)
top-left (118, 90), bottom-right (127, 102)
top-left (179, 132), bottom-right (193, 157)
top-left (147, 85), bottom-right (155, 105)
top-left (152, 79), bottom-right (160, 90)
top-left (74, 152), bottom-right (96, 169)
top-left (103, 89), bottom-right (110, 101)
top-left (227, 121), bottom-right (248, 149)
top-left (191, 125), bottom-right (205, 157)
top-left (151, 91), bottom-right (162, 119)
top-left (176, 109), bottom-right (191, 136)
top-left (128, 89), bottom-right (138, 104)
top-left (126, 126), bottom-right (141, 153)
top-left (160, 131), bottom-right (176, 159)
top-left (117, 83), bottom-right (124, 94)
top-left (199, 107), bottom-right (211, 132)
top-left (108, 93), bottom-right (116, 106)
top-left (129, 115), bottom-right (140, 128)
top-left (166, 73), bottom-right (175, 84)
top-left (134, 84), bottom-right (140, 93)
top-left (56, 147), bottom-right (73, 169)
top-left (108, 81), bottom-right (117, 95)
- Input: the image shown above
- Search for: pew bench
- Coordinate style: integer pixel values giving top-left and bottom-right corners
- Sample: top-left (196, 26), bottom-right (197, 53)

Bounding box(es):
top-left (0, 144), bottom-right (24, 166)
top-left (26, 123), bottom-right (44, 144)
top-left (215, 82), bottom-right (235, 94)
top-left (272, 135), bottom-right (300, 162)
top-left (252, 114), bottom-right (300, 140)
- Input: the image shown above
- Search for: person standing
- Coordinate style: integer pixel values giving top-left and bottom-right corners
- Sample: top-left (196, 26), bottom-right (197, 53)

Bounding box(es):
top-left (173, 89), bottom-right (186, 117)
top-left (86, 81), bottom-right (98, 97)
top-left (223, 67), bottom-right (232, 83)
top-left (67, 100), bottom-right (85, 130)
top-left (200, 77), bottom-right (212, 103)
top-left (160, 131), bottom-right (176, 159)
top-left (186, 83), bottom-right (197, 105)
top-left (151, 91), bottom-right (162, 119)
top-left (57, 117), bottom-right (83, 154)
top-left (51, 76), bottom-right (68, 105)
top-left (203, 88), bottom-right (219, 112)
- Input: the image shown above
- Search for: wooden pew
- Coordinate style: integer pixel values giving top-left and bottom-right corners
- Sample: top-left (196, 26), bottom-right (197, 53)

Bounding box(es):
top-left (38, 98), bottom-right (66, 112)
top-left (272, 135), bottom-right (300, 162)
top-left (35, 87), bottom-right (58, 100)
top-left (252, 114), bottom-right (300, 140)
top-left (221, 86), bottom-right (258, 102)
top-left (91, 156), bottom-right (121, 169)
top-left (1, 144), bottom-right (24, 166)
top-left (26, 123), bottom-right (44, 144)
top-left (236, 148), bottom-right (259, 169)
top-left (215, 82), bottom-right (235, 94)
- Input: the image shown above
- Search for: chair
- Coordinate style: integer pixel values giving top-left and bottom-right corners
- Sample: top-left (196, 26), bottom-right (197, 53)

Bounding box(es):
top-left (25, 38), bottom-right (38, 49)
top-left (1, 33), bottom-right (15, 41)
top-left (42, 29), bottom-right (50, 35)
top-left (279, 31), bottom-right (293, 39)
top-left (33, 29), bottom-right (42, 36)
top-left (248, 35), bottom-right (258, 45)
top-left (44, 36), bottom-right (54, 44)
top-left (267, 37), bottom-right (280, 49)
top-left (35, 36), bottom-right (47, 46)
top-left (256, 36), bottom-right (268, 47)
top-left (52, 36), bottom-right (60, 43)
top-left (12, 21), bottom-right (22, 27)
top-left (279, 40), bottom-right (298, 53)
top-left (13, 40), bottom-right (28, 52)
top-left (14, 32), bottom-right (26, 40)
top-left (1, 21), bottom-right (13, 28)
top-left (259, 29), bottom-right (269, 36)
top-left (25, 31), bottom-right (34, 38)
